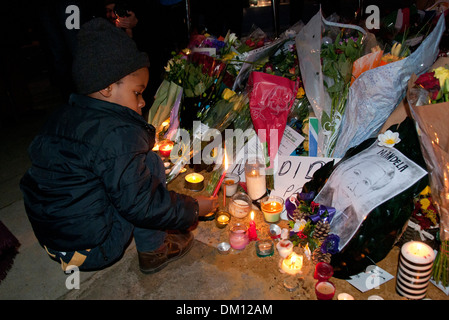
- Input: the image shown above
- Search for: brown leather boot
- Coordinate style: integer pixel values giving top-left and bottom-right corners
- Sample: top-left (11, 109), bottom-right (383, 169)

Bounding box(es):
top-left (138, 231), bottom-right (194, 274)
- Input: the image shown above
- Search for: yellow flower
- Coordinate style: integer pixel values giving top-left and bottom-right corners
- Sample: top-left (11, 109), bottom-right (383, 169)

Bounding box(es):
top-left (433, 66), bottom-right (449, 87)
top-left (222, 51), bottom-right (238, 61)
top-left (222, 88), bottom-right (236, 100)
top-left (420, 198), bottom-right (430, 210)
top-left (296, 87), bottom-right (305, 99)
top-left (420, 186), bottom-right (431, 196)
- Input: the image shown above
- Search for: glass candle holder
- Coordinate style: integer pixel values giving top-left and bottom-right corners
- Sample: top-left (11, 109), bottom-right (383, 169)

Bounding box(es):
top-left (222, 173), bottom-right (240, 197)
top-left (229, 223), bottom-right (249, 250)
top-left (159, 140), bottom-right (174, 158)
top-left (315, 281), bottom-right (336, 300)
top-left (255, 239), bottom-right (275, 257)
top-left (228, 192), bottom-right (252, 219)
top-left (244, 158), bottom-right (266, 200)
top-left (215, 211), bottom-right (231, 229)
top-left (314, 262), bottom-right (334, 282)
top-left (260, 195), bottom-right (284, 223)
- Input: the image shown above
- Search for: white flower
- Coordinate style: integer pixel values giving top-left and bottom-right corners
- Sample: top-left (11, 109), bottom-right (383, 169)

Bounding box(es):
top-left (378, 130), bottom-right (401, 148)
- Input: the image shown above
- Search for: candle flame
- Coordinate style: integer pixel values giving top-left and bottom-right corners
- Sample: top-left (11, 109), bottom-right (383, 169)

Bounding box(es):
top-left (250, 211), bottom-right (254, 220)
top-left (291, 254), bottom-right (296, 264)
top-left (224, 146), bottom-right (229, 171)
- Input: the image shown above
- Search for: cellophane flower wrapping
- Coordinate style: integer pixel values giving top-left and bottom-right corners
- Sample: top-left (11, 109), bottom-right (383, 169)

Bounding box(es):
top-left (246, 71), bottom-right (299, 171)
top-left (408, 57), bottom-right (449, 287)
top-left (332, 14), bottom-right (445, 158)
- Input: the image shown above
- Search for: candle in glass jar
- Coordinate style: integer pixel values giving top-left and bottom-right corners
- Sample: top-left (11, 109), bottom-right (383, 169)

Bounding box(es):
top-left (280, 252), bottom-right (303, 275)
top-left (228, 192), bottom-right (251, 218)
top-left (222, 173), bottom-right (240, 197)
top-left (315, 281), bottom-right (336, 300)
top-left (229, 223), bottom-right (249, 250)
top-left (215, 211), bottom-right (231, 229)
top-left (245, 159), bottom-right (266, 200)
top-left (159, 141), bottom-right (174, 158)
top-left (276, 239), bottom-right (294, 258)
top-left (261, 196), bottom-right (284, 223)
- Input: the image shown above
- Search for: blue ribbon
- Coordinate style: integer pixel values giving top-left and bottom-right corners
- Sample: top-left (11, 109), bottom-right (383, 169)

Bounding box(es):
top-left (309, 205), bottom-right (335, 223)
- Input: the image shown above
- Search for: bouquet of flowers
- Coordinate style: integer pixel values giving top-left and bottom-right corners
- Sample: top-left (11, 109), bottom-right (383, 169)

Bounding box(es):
top-left (408, 57), bottom-right (449, 287)
top-left (332, 13), bottom-right (445, 158)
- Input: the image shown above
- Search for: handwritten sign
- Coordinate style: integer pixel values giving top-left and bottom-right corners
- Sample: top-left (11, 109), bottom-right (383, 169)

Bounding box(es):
top-left (271, 156), bottom-right (338, 199)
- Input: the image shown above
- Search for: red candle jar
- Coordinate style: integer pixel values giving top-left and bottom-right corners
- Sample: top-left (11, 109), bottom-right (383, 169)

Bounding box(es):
top-left (159, 140), bottom-right (174, 158)
top-left (315, 281), bottom-right (336, 300)
top-left (314, 262), bottom-right (334, 282)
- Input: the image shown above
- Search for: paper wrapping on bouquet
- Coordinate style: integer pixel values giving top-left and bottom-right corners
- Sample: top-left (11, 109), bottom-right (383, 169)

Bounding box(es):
top-left (302, 117), bottom-right (429, 278)
top-left (408, 57), bottom-right (449, 241)
top-left (332, 14), bottom-right (445, 158)
top-left (247, 71), bottom-right (299, 168)
top-left (147, 80), bottom-right (183, 136)
top-left (295, 10), bottom-right (367, 158)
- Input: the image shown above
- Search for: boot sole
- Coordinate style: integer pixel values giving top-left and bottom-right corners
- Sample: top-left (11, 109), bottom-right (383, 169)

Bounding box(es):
top-left (139, 238), bottom-right (195, 275)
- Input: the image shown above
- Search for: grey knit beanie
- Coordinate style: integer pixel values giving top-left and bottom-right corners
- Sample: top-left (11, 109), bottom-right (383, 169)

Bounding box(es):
top-left (72, 18), bottom-right (150, 95)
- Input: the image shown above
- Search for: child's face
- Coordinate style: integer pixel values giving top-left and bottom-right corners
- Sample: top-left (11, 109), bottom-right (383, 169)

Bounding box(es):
top-left (110, 67), bottom-right (149, 115)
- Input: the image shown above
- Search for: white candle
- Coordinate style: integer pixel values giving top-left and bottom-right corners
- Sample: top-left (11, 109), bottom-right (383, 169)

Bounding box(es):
top-left (276, 239), bottom-right (293, 258)
top-left (281, 252), bottom-right (303, 275)
top-left (337, 293), bottom-right (354, 300)
top-left (396, 241), bottom-right (436, 300)
top-left (245, 169), bottom-right (266, 200)
top-left (401, 241), bottom-right (435, 265)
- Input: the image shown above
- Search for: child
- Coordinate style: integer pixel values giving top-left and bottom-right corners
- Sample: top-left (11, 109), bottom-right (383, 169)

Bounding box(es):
top-left (20, 18), bottom-right (218, 274)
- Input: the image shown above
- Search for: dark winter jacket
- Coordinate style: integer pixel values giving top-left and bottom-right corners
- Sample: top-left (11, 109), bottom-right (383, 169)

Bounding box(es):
top-left (20, 94), bottom-right (198, 252)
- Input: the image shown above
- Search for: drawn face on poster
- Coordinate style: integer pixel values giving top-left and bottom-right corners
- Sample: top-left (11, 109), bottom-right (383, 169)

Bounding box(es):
top-left (314, 143), bottom-right (427, 250)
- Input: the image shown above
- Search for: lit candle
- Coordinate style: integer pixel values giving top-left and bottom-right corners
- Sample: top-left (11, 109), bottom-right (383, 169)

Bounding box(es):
top-left (248, 211), bottom-right (258, 241)
top-left (245, 168), bottom-right (267, 200)
top-left (396, 241), bottom-right (436, 300)
top-left (159, 140), bottom-right (174, 158)
top-left (337, 293), bottom-right (354, 300)
top-left (261, 196), bottom-right (284, 223)
top-left (212, 148), bottom-right (228, 197)
top-left (215, 211), bottom-right (231, 229)
top-left (184, 173), bottom-right (204, 191)
top-left (315, 281), bottom-right (336, 300)
top-left (280, 252), bottom-right (303, 275)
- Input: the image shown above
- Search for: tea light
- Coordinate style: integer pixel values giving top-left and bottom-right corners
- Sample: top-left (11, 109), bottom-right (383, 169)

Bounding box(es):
top-left (337, 293), bottom-right (354, 300)
top-left (255, 239), bottom-right (274, 257)
top-left (245, 160), bottom-right (266, 200)
top-left (159, 140), bottom-right (174, 158)
top-left (222, 173), bottom-right (240, 197)
top-left (276, 239), bottom-right (294, 258)
top-left (396, 241), bottom-right (436, 300)
top-left (217, 242), bottom-right (231, 255)
top-left (215, 211), bottom-right (231, 229)
top-left (229, 223), bottom-right (249, 250)
top-left (315, 281), bottom-right (336, 300)
top-left (184, 173), bottom-right (204, 191)
top-left (260, 195), bottom-right (284, 223)
top-left (281, 252), bottom-right (303, 275)
top-left (228, 192), bottom-right (251, 218)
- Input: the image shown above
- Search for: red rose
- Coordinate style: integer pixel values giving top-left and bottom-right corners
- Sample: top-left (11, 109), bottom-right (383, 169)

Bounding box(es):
top-left (415, 71), bottom-right (441, 100)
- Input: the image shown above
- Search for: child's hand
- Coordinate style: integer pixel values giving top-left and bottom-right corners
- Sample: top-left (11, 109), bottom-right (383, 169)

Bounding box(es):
top-left (196, 195), bottom-right (219, 217)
